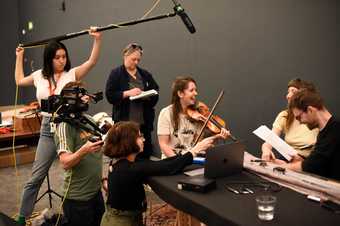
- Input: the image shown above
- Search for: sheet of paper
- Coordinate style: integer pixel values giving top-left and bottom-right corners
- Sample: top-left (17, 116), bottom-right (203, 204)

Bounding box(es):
top-left (184, 168), bottom-right (204, 177)
top-left (0, 120), bottom-right (13, 127)
top-left (253, 125), bottom-right (297, 161)
top-left (129, 89), bottom-right (158, 101)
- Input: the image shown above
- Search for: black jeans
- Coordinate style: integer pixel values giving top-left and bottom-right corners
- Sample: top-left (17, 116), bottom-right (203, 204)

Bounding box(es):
top-left (63, 191), bottom-right (105, 226)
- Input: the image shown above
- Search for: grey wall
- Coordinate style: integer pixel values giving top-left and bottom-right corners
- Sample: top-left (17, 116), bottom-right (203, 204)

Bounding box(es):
top-left (2, 0), bottom-right (339, 156)
top-left (1, 0), bottom-right (19, 105)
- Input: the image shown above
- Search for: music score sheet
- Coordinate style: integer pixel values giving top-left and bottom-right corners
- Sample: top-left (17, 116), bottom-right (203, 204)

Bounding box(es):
top-left (253, 125), bottom-right (297, 161)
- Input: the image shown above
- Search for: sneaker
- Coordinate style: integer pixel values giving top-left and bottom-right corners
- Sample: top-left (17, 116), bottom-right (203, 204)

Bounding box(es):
top-left (16, 215), bottom-right (26, 226)
top-left (31, 208), bottom-right (49, 226)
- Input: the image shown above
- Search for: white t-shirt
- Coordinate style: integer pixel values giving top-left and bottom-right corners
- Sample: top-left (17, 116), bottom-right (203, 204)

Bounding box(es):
top-left (32, 68), bottom-right (76, 105)
top-left (157, 105), bottom-right (201, 158)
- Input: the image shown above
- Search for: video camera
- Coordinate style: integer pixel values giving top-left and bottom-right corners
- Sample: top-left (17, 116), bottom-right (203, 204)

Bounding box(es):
top-left (41, 86), bottom-right (103, 116)
top-left (41, 86), bottom-right (106, 139)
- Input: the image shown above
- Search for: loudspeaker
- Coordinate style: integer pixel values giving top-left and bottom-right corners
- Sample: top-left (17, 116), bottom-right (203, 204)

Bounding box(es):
top-left (0, 212), bottom-right (19, 226)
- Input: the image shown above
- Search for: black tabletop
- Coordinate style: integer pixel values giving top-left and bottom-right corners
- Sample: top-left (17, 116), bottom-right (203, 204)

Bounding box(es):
top-left (148, 169), bottom-right (340, 226)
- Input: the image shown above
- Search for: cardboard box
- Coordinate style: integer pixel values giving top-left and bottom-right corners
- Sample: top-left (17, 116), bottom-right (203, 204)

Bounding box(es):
top-left (13, 115), bottom-right (41, 133)
top-left (0, 145), bottom-right (36, 168)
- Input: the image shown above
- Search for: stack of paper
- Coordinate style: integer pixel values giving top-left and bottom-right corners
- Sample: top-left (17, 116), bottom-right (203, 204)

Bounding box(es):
top-left (129, 89), bottom-right (158, 101)
top-left (253, 125), bottom-right (297, 161)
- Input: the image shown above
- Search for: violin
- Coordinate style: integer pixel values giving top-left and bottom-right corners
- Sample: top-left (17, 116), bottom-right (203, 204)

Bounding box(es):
top-left (187, 90), bottom-right (237, 145)
top-left (187, 101), bottom-right (226, 134)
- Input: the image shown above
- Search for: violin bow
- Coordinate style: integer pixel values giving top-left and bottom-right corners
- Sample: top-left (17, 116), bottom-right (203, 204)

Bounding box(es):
top-left (193, 90), bottom-right (238, 146)
top-left (193, 90), bottom-right (225, 146)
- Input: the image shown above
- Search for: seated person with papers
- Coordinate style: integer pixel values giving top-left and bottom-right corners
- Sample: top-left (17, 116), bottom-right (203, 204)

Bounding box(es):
top-left (278, 89), bottom-right (340, 181)
top-left (260, 79), bottom-right (319, 161)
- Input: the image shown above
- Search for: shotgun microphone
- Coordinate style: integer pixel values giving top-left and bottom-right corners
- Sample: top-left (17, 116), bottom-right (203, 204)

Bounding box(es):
top-left (171, 0), bottom-right (196, 33)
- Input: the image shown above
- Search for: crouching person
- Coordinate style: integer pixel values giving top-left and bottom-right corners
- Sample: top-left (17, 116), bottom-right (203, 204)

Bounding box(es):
top-left (101, 121), bottom-right (222, 226)
top-left (54, 81), bottom-right (105, 226)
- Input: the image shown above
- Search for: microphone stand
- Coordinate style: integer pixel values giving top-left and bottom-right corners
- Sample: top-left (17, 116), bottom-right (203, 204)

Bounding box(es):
top-left (20, 12), bottom-right (177, 48)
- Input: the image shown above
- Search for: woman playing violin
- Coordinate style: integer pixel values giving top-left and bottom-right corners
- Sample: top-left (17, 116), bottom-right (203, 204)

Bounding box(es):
top-left (157, 76), bottom-right (230, 158)
top-left (157, 76), bottom-right (230, 226)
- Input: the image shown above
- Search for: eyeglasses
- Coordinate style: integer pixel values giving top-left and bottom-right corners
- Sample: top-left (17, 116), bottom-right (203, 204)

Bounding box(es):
top-left (138, 133), bottom-right (145, 139)
top-left (123, 43), bottom-right (143, 56)
top-left (130, 43), bottom-right (143, 51)
top-left (294, 110), bottom-right (306, 121)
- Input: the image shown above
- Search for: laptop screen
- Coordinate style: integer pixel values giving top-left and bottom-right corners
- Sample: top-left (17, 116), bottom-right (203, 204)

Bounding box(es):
top-left (204, 142), bottom-right (245, 178)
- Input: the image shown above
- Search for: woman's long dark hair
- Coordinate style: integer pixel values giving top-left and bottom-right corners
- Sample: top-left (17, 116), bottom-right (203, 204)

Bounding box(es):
top-left (42, 41), bottom-right (71, 79)
top-left (171, 76), bottom-right (196, 131)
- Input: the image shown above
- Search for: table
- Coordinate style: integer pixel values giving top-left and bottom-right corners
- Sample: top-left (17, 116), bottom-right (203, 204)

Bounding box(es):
top-left (0, 131), bottom-right (39, 167)
top-left (148, 170), bottom-right (340, 226)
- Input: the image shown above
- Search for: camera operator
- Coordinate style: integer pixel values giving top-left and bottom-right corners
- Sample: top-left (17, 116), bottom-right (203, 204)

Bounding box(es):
top-left (54, 81), bottom-right (105, 226)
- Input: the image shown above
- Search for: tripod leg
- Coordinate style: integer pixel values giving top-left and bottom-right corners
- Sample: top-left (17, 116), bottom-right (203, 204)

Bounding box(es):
top-left (51, 190), bottom-right (63, 199)
top-left (35, 190), bottom-right (49, 203)
top-left (46, 175), bottom-right (53, 208)
top-left (35, 173), bottom-right (63, 208)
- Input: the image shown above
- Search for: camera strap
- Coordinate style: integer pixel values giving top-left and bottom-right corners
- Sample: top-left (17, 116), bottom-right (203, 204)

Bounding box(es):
top-left (48, 77), bottom-right (58, 96)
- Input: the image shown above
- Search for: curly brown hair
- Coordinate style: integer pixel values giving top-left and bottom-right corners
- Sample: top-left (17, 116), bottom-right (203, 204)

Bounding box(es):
top-left (104, 121), bottom-right (140, 158)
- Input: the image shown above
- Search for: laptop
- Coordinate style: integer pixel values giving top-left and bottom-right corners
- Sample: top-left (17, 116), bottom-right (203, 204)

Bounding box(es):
top-left (184, 142), bottom-right (245, 178)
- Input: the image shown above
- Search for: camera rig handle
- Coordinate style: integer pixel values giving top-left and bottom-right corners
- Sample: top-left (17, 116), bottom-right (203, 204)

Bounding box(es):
top-left (54, 114), bottom-right (104, 139)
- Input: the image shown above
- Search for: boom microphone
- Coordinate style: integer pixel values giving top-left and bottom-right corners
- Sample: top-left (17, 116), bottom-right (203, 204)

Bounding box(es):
top-left (171, 0), bottom-right (196, 33)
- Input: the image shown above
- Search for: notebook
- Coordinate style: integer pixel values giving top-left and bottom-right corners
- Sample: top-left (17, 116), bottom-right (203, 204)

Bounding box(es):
top-left (184, 142), bottom-right (245, 178)
top-left (129, 89), bottom-right (158, 100)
